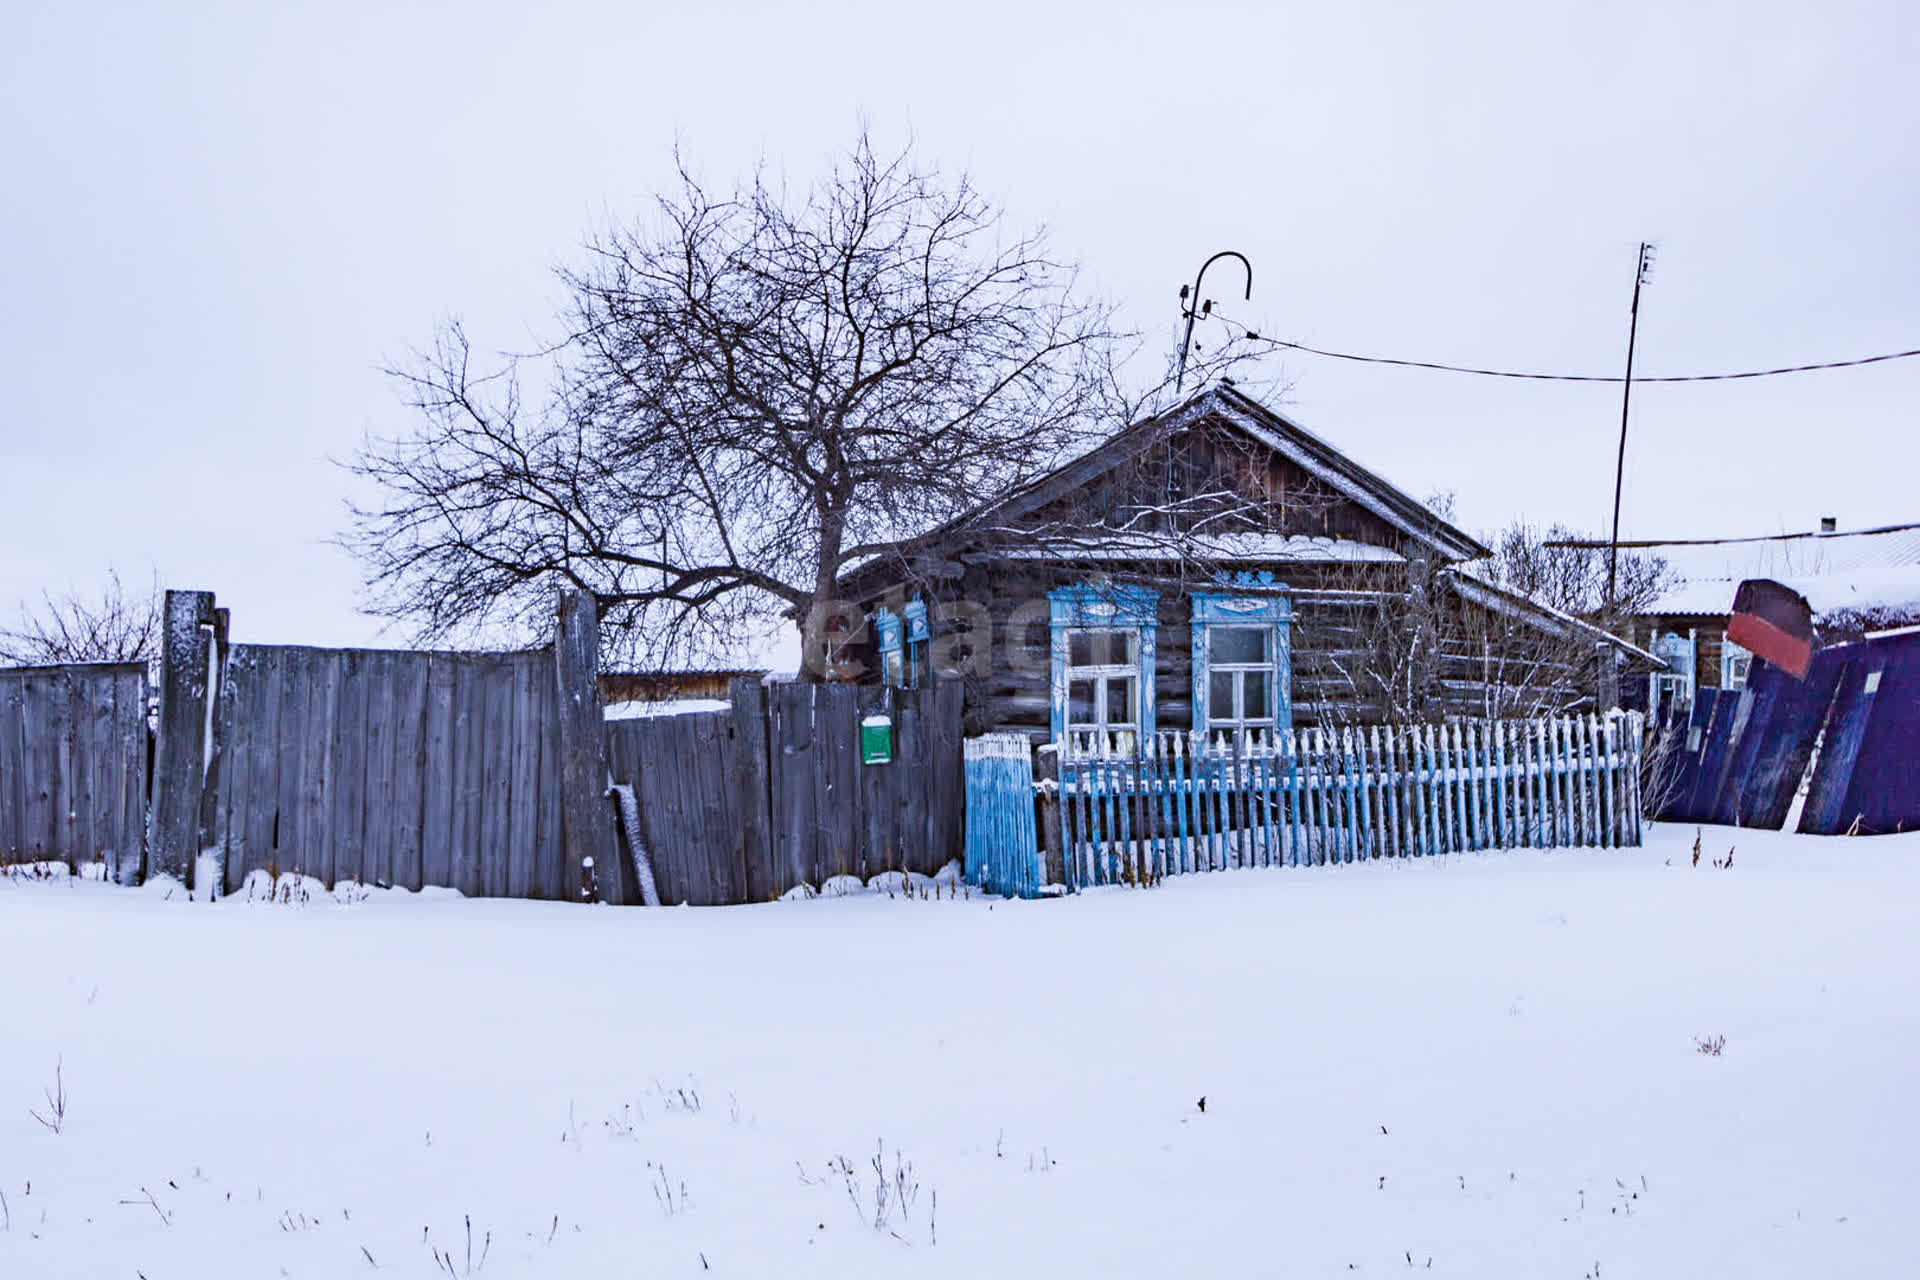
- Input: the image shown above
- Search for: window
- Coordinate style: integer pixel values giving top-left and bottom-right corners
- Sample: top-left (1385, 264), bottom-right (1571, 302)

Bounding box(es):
top-left (1205, 626), bottom-right (1275, 732)
top-left (1191, 581), bottom-right (1292, 735)
top-left (1721, 636), bottom-right (1751, 691)
top-left (1065, 629), bottom-right (1140, 737)
top-left (1047, 584), bottom-right (1159, 744)
top-left (1651, 631), bottom-right (1694, 722)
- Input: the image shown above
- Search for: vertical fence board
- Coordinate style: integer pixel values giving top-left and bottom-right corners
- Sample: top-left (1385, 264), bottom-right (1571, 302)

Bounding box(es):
top-left (729, 680), bottom-right (773, 902)
top-left (357, 653), bottom-right (394, 889)
top-left (420, 655), bottom-right (456, 890)
top-left (447, 658), bottom-right (480, 896)
top-left (327, 650), bottom-right (367, 887)
top-left (239, 649), bottom-right (283, 882)
top-left (21, 673), bottom-right (53, 857)
top-left (0, 675), bottom-right (20, 857)
top-left (387, 652), bottom-right (427, 892)
top-left (503, 655), bottom-right (538, 899)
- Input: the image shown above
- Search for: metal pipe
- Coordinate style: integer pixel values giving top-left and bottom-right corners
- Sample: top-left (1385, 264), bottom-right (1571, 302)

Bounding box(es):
top-left (1176, 250), bottom-right (1253, 393)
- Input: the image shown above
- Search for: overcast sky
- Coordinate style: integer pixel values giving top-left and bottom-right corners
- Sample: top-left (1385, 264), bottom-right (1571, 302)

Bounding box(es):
top-left (4, 1), bottom-right (1914, 649)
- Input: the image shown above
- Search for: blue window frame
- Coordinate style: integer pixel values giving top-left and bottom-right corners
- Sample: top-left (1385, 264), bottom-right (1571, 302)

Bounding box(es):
top-left (1191, 577), bottom-right (1292, 735)
top-left (1048, 584), bottom-right (1159, 744)
top-left (1651, 631), bottom-right (1695, 722)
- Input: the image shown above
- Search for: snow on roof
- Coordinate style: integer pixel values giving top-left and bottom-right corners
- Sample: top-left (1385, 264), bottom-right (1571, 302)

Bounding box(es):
top-left (604, 698), bottom-right (731, 721)
top-left (995, 533), bottom-right (1405, 564)
top-left (1625, 523), bottom-right (1920, 616)
top-left (1446, 571), bottom-right (1661, 664)
top-left (1651, 565), bottom-right (1920, 617)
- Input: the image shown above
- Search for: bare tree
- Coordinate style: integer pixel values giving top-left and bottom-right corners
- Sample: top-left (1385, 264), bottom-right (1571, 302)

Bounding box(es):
top-left (1816, 601), bottom-right (1920, 643)
top-left (1301, 523), bottom-right (1672, 724)
top-left (0, 570), bottom-right (161, 667)
top-left (347, 131), bottom-right (1168, 674)
top-left (1476, 521), bottom-right (1671, 635)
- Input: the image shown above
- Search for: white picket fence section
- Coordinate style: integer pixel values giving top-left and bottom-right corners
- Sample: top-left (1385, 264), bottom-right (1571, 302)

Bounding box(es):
top-left (1049, 713), bottom-right (1645, 891)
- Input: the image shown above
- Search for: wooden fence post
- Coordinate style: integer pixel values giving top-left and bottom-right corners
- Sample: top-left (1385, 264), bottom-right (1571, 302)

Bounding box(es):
top-left (149, 589), bottom-right (216, 886)
top-left (1033, 744), bottom-right (1063, 887)
top-left (553, 589), bottom-right (621, 904)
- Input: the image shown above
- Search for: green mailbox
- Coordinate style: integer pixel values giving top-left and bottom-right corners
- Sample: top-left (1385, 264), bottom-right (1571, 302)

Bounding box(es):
top-left (860, 713), bottom-right (893, 765)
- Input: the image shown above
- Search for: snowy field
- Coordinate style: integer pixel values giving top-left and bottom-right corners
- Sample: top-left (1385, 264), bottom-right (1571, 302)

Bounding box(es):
top-left (4, 823), bottom-right (1916, 1278)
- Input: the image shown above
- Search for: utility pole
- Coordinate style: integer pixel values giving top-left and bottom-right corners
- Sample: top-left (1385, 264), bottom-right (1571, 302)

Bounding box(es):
top-left (1176, 251), bottom-right (1252, 393)
top-left (1605, 242), bottom-right (1655, 611)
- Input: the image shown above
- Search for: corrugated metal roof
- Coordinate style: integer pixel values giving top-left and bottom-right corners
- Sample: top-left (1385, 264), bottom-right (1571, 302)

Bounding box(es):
top-left (1635, 524), bottom-right (1920, 582)
top-left (1587, 523), bottom-right (1920, 615)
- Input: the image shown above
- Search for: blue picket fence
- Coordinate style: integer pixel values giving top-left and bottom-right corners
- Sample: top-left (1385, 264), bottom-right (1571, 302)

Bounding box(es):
top-left (1045, 714), bottom-right (1645, 892)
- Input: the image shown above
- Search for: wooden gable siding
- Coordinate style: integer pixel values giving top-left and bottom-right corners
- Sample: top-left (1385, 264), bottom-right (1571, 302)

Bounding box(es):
top-left (1002, 420), bottom-right (1411, 550)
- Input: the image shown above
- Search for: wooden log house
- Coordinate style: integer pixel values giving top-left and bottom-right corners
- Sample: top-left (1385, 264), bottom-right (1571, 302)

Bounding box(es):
top-left (837, 385), bottom-right (1656, 746)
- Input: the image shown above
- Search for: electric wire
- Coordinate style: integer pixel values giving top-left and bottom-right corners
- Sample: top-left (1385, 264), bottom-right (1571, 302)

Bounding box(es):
top-left (1209, 311), bottom-right (1920, 384)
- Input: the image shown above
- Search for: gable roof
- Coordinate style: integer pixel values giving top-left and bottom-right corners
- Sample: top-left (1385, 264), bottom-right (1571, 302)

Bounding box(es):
top-left (842, 385), bottom-right (1489, 589)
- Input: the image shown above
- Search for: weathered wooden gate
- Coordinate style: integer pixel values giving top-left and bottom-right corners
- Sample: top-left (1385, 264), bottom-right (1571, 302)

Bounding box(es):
top-left (604, 679), bottom-right (965, 904)
top-left (147, 587), bottom-right (618, 902)
top-left (963, 733), bottom-right (1044, 899)
top-left (208, 644), bottom-right (569, 897)
top-left (0, 662), bottom-right (149, 881)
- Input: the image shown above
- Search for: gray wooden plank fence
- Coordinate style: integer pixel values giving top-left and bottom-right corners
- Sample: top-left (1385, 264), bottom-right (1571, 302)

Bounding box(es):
top-left (605, 679), bottom-right (964, 904)
top-left (3, 587), bottom-right (968, 907)
top-left (208, 644), bottom-right (568, 898)
top-left (0, 662), bottom-right (149, 882)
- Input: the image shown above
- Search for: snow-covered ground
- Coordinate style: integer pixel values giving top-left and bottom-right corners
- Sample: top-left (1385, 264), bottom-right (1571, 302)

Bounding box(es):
top-left (4, 823), bottom-right (1916, 1277)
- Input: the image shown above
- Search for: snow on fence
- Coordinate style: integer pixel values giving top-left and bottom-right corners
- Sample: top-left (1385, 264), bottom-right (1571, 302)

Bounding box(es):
top-left (1042, 714), bottom-right (1644, 892)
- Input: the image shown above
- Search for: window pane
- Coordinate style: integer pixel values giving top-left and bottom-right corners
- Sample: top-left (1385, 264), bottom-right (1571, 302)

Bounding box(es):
top-left (1068, 679), bottom-right (1096, 725)
top-left (1209, 671), bottom-right (1234, 719)
top-left (1067, 628), bottom-right (1136, 668)
top-left (1243, 670), bottom-right (1269, 719)
top-left (1211, 625), bottom-right (1269, 665)
top-left (1105, 676), bottom-right (1136, 723)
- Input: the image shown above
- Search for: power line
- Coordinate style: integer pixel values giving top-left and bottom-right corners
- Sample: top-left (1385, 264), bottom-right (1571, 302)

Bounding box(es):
top-left (1212, 312), bottom-right (1920, 383)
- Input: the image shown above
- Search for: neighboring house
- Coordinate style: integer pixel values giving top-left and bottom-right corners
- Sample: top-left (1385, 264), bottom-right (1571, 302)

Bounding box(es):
top-left (1573, 521), bottom-right (1920, 722)
top-left (835, 385), bottom-right (1655, 745)
top-left (599, 668), bottom-right (766, 707)
top-left (601, 669), bottom-right (765, 725)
